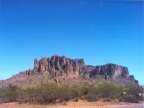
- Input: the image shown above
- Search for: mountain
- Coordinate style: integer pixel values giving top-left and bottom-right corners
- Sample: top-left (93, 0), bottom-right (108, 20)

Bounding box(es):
top-left (0, 54), bottom-right (138, 87)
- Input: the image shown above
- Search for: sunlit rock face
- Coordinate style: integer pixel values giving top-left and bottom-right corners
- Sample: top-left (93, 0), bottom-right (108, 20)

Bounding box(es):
top-left (31, 54), bottom-right (80, 79)
top-left (25, 54), bottom-right (138, 84)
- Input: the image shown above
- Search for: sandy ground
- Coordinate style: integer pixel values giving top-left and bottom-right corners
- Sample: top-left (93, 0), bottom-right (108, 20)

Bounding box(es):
top-left (0, 100), bottom-right (143, 108)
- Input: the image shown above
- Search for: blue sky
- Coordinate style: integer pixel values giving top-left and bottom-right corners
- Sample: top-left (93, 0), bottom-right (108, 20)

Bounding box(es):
top-left (0, 0), bottom-right (143, 84)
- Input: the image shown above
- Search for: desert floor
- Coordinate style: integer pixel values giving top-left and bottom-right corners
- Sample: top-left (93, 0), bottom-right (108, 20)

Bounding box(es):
top-left (0, 99), bottom-right (144, 108)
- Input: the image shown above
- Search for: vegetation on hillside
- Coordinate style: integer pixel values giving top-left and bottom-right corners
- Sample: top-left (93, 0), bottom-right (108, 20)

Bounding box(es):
top-left (0, 81), bottom-right (143, 104)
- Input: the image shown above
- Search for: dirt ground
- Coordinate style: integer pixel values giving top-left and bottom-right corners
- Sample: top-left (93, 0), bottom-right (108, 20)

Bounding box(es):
top-left (0, 99), bottom-right (143, 108)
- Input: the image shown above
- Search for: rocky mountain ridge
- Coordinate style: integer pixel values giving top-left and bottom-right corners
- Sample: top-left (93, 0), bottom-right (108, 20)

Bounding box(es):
top-left (0, 54), bottom-right (138, 88)
top-left (25, 54), bottom-right (138, 84)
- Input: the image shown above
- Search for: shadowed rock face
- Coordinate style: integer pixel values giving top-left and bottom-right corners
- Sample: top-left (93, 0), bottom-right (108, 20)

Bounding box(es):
top-left (25, 54), bottom-right (138, 84)
top-left (90, 64), bottom-right (129, 79)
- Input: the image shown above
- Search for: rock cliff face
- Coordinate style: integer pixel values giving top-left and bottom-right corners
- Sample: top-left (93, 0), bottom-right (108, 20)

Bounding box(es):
top-left (25, 54), bottom-right (138, 84)
top-left (27, 54), bottom-right (80, 79)
top-left (89, 64), bottom-right (129, 79)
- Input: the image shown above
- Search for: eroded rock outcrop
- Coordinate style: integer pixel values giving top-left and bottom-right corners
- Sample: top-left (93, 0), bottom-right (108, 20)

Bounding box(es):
top-left (89, 63), bottom-right (138, 84)
top-left (90, 63), bottom-right (129, 79)
top-left (28, 55), bottom-right (80, 79)
top-left (25, 54), bottom-right (138, 84)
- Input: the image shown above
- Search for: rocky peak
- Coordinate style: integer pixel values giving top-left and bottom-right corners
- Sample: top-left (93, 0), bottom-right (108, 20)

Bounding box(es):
top-left (30, 55), bottom-right (80, 78)
top-left (34, 58), bottom-right (39, 72)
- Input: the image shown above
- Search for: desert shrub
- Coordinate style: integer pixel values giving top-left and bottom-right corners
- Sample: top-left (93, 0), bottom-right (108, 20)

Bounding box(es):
top-left (135, 95), bottom-right (144, 101)
top-left (127, 85), bottom-right (144, 95)
top-left (18, 82), bottom-right (72, 104)
top-left (84, 94), bottom-right (98, 102)
top-left (0, 84), bottom-right (24, 102)
top-left (0, 88), bottom-right (6, 103)
top-left (5, 85), bottom-right (18, 102)
top-left (122, 95), bottom-right (139, 103)
top-left (35, 81), bottom-right (59, 103)
top-left (57, 85), bottom-right (72, 101)
top-left (88, 85), bottom-right (99, 95)
top-left (1, 81), bottom-right (142, 104)
top-left (31, 81), bottom-right (99, 103)
top-left (97, 82), bottom-right (124, 98)
top-left (117, 85), bottom-right (125, 93)
top-left (82, 82), bottom-right (99, 95)
top-left (23, 87), bottom-right (38, 103)
top-left (71, 85), bottom-right (83, 98)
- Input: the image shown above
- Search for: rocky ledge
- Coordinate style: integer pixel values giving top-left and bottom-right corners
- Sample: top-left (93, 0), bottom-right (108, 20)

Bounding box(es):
top-left (24, 54), bottom-right (138, 84)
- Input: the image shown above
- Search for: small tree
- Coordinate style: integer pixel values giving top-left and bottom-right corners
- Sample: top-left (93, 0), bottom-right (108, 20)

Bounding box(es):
top-left (4, 84), bottom-right (20, 102)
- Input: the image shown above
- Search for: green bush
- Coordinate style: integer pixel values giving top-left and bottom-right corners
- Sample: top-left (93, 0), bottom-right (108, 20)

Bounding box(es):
top-left (0, 84), bottom-right (24, 103)
top-left (97, 82), bottom-right (125, 98)
top-left (127, 85), bottom-right (144, 95)
top-left (56, 85), bottom-right (72, 102)
top-left (0, 81), bottom-right (143, 104)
